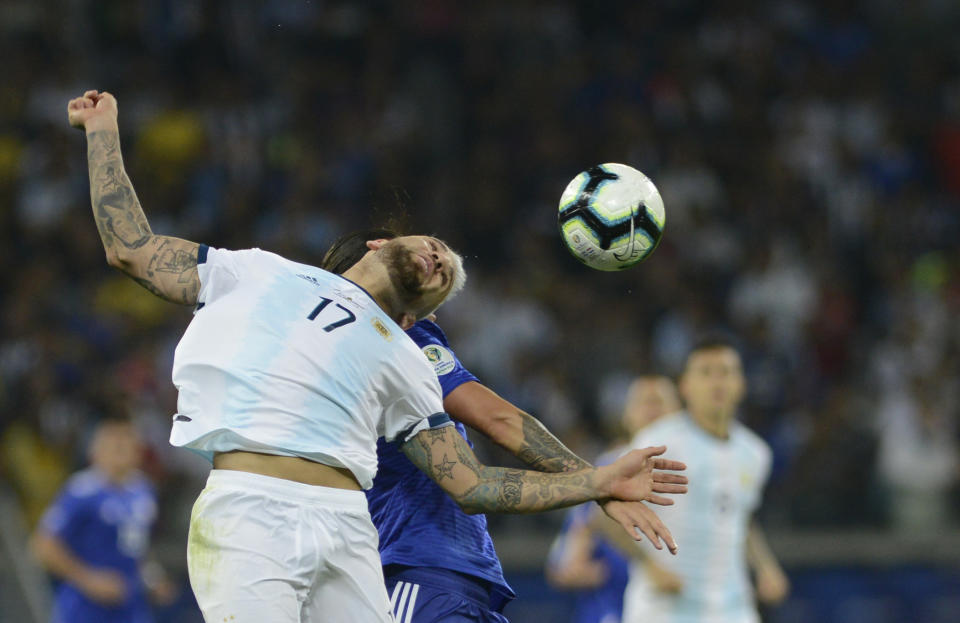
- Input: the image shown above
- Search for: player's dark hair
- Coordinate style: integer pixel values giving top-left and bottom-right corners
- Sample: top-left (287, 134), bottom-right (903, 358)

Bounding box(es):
top-left (687, 333), bottom-right (741, 358)
top-left (86, 389), bottom-right (133, 427)
top-left (320, 228), bottom-right (400, 274)
top-left (96, 413), bottom-right (134, 428)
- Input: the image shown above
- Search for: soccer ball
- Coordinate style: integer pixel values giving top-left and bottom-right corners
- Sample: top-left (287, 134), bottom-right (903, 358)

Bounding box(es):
top-left (558, 163), bottom-right (665, 271)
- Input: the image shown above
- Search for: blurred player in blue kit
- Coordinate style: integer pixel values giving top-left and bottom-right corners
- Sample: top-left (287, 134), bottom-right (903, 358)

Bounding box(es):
top-left (68, 90), bottom-right (688, 623)
top-left (546, 376), bottom-right (682, 623)
top-left (322, 232), bottom-right (687, 623)
top-left (31, 414), bottom-right (166, 623)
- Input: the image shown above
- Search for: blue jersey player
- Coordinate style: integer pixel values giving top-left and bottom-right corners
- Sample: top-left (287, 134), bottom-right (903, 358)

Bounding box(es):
top-left (31, 415), bottom-right (159, 623)
top-left (322, 231), bottom-right (687, 622)
top-left (548, 497), bottom-right (630, 623)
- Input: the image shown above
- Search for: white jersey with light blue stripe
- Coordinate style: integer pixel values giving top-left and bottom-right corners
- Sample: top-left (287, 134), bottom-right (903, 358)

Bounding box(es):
top-left (169, 246), bottom-right (449, 489)
top-left (622, 412), bottom-right (771, 623)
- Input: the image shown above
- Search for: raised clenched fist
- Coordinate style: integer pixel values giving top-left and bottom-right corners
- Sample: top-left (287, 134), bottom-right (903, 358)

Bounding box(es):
top-left (67, 90), bottom-right (118, 132)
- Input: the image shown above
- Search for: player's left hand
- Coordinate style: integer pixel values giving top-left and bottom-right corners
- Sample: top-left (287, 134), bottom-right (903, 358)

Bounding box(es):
top-left (755, 565), bottom-right (790, 604)
top-left (599, 499), bottom-right (680, 554)
top-left (601, 445), bottom-right (688, 506)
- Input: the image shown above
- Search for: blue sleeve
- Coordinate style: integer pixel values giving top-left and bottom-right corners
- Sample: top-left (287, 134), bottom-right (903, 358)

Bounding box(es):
top-left (406, 321), bottom-right (479, 398)
top-left (39, 486), bottom-right (87, 544)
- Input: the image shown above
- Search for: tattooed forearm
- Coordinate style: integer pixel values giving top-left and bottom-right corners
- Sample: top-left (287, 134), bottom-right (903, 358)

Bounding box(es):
top-left (516, 412), bottom-right (591, 473)
top-left (86, 130), bottom-right (153, 253)
top-left (83, 131), bottom-right (200, 305)
top-left (403, 425), bottom-right (601, 515)
top-left (496, 470), bottom-right (523, 508)
top-left (458, 466), bottom-right (596, 514)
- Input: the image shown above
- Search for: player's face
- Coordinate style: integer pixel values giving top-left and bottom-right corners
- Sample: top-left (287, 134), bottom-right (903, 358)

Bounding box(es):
top-left (90, 423), bottom-right (142, 478)
top-left (377, 236), bottom-right (457, 315)
top-left (680, 348), bottom-right (745, 416)
top-left (622, 378), bottom-right (681, 434)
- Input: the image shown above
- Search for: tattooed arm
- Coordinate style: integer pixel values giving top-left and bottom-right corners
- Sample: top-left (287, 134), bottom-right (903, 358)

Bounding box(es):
top-left (441, 379), bottom-right (687, 549)
top-left (400, 425), bottom-right (686, 515)
top-left (68, 90), bottom-right (200, 305)
top-left (442, 381), bottom-right (590, 473)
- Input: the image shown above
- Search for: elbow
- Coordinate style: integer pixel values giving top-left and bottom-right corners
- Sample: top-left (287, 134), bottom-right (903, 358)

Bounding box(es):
top-left (105, 246), bottom-right (146, 277)
top-left (104, 248), bottom-right (125, 270)
top-left (29, 532), bottom-right (51, 567)
top-left (450, 493), bottom-right (484, 515)
top-left (454, 498), bottom-right (482, 515)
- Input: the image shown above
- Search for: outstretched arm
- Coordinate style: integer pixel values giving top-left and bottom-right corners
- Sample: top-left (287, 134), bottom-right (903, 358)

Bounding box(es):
top-left (68, 90), bottom-right (200, 305)
top-left (401, 425), bottom-right (686, 516)
top-left (443, 381), bottom-right (590, 472)
top-left (443, 380), bottom-right (682, 548)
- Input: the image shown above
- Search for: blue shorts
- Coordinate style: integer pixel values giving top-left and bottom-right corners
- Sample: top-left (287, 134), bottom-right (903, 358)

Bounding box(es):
top-left (385, 567), bottom-right (510, 623)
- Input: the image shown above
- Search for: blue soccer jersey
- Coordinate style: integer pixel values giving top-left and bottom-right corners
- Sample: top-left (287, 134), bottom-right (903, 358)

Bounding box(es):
top-left (366, 320), bottom-right (516, 612)
top-left (39, 468), bottom-right (157, 623)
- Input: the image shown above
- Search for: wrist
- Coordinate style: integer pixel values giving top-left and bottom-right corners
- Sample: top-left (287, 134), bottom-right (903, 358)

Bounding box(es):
top-left (85, 118), bottom-right (119, 135)
top-left (593, 464), bottom-right (614, 498)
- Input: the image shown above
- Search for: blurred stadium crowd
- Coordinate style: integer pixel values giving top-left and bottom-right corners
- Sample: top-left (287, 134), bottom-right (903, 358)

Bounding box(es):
top-left (1, 0), bottom-right (959, 589)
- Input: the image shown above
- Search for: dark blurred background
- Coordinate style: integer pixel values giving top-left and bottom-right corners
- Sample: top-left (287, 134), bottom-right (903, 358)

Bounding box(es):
top-left (1, 1), bottom-right (959, 622)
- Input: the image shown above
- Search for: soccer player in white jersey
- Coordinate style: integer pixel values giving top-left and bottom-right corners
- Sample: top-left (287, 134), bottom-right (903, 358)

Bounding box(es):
top-left (605, 338), bottom-right (790, 623)
top-left (68, 90), bottom-right (689, 623)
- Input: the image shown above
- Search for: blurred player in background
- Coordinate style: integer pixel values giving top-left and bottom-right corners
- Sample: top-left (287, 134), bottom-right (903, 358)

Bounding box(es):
top-left (322, 232), bottom-right (686, 623)
top-left (597, 337), bottom-right (789, 623)
top-left (31, 414), bottom-right (168, 623)
top-left (547, 376), bottom-right (681, 623)
top-left (68, 90), bottom-right (688, 623)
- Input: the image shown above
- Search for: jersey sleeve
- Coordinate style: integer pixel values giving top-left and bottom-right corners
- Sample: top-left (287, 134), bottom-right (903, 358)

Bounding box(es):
top-left (405, 322), bottom-right (479, 398)
top-left (755, 440), bottom-right (774, 490)
top-left (196, 245), bottom-right (269, 307)
top-left (381, 355), bottom-right (454, 443)
top-left (38, 485), bottom-right (87, 544)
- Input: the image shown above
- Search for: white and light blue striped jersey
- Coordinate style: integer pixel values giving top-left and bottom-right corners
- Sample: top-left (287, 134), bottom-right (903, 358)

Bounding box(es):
top-left (622, 412), bottom-right (772, 623)
top-left (169, 245), bottom-right (450, 489)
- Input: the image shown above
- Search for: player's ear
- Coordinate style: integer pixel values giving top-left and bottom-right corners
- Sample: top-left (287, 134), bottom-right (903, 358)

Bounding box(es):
top-left (731, 371), bottom-right (747, 404)
top-left (677, 372), bottom-right (691, 404)
top-left (366, 239), bottom-right (389, 250)
top-left (398, 312), bottom-right (416, 330)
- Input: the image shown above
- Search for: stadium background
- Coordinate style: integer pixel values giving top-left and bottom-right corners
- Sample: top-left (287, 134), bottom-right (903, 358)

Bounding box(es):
top-left (1, 1), bottom-right (958, 621)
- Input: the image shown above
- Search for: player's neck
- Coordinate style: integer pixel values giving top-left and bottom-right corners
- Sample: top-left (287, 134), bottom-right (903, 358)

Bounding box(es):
top-left (95, 466), bottom-right (135, 485)
top-left (342, 262), bottom-right (404, 321)
top-left (688, 409), bottom-right (732, 439)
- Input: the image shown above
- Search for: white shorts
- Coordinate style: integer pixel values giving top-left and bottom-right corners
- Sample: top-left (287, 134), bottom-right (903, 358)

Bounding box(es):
top-left (187, 469), bottom-right (394, 623)
top-left (622, 578), bottom-right (759, 623)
